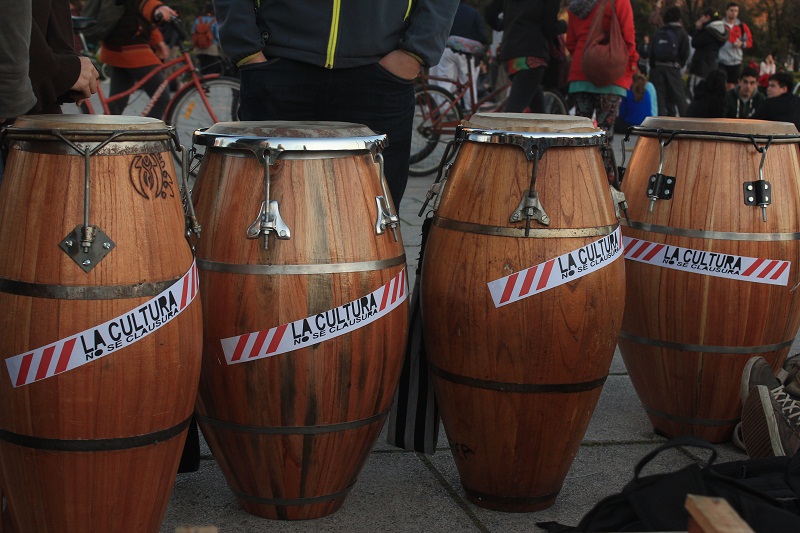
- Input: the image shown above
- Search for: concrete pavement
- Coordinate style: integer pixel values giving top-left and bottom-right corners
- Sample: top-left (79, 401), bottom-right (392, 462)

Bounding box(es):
top-left (159, 131), bottom-right (758, 533)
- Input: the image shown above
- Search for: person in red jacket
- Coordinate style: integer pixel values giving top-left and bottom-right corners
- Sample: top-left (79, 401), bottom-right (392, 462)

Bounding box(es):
top-left (566, 0), bottom-right (638, 179)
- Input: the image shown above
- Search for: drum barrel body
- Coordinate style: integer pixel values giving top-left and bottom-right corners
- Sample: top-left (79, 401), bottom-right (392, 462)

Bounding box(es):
top-left (192, 122), bottom-right (408, 520)
top-left (620, 118), bottom-right (800, 442)
top-left (421, 116), bottom-right (625, 512)
top-left (0, 116), bottom-right (202, 533)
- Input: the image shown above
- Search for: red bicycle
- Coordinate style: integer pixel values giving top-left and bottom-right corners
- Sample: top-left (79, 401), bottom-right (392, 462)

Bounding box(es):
top-left (69, 16), bottom-right (239, 161)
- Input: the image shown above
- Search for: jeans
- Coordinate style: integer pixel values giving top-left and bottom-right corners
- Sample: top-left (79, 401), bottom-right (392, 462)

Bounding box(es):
top-left (238, 58), bottom-right (415, 208)
top-left (108, 65), bottom-right (171, 119)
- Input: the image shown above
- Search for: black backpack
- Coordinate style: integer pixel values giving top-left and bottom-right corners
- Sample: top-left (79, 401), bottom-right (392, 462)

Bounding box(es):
top-left (651, 26), bottom-right (679, 62)
top-left (539, 436), bottom-right (800, 533)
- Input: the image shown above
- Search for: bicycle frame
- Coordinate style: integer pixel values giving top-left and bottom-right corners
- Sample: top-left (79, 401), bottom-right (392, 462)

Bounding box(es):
top-left (82, 50), bottom-right (222, 121)
top-left (416, 74), bottom-right (510, 138)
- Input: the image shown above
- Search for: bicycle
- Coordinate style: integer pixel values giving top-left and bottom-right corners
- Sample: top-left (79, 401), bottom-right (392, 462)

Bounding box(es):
top-left (410, 40), bottom-right (568, 177)
top-left (68, 16), bottom-right (240, 169)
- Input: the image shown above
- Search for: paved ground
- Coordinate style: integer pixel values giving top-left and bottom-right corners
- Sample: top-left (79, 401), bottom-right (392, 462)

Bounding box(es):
top-left (157, 130), bottom-right (768, 532)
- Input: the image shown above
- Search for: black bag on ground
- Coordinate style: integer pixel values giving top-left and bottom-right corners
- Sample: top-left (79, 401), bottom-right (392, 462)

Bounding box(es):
top-left (539, 436), bottom-right (800, 532)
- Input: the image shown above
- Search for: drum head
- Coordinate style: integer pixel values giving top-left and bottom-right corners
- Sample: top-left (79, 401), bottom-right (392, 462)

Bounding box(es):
top-left (204, 121), bottom-right (378, 139)
top-left (463, 113), bottom-right (599, 133)
top-left (13, 114), bottom-right (168, 131)
top-left (194, 121), bottom-right (386, 154)
top-left (641, 116), bottom-right (799, 135)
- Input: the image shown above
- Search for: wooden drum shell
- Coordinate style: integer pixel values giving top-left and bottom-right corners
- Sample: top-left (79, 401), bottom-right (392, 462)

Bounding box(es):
top-left (192, 123), bottom-right (408, 520)
top-left (421, 114), bottom-right (625, 512)
top-left (619, 117), bottom-right (800, 442)
top-left (0, 115), bottom-right (202, 533)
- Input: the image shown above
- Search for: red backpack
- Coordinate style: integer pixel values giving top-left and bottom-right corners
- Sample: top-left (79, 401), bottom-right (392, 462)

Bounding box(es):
top-left (192, 17), bottom-right (214, 49)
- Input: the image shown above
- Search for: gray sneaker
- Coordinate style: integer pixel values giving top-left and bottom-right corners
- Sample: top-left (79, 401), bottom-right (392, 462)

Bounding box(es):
top-left (740, 354), bottom-right (800, 404)
top-left (741, 384), bottom-right (800, 458)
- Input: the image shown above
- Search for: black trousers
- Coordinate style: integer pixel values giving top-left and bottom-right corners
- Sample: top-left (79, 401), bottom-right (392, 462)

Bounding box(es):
top-left (237, 58), bottom-right (415, 208)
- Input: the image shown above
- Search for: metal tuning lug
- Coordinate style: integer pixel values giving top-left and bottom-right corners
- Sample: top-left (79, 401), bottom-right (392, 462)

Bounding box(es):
top-left (246, 200), bottom-right (291, 249)
top-left (60, 225), bottom-right (115, 273)
top-left (610, 186), bottom-right (630, 225)
top-left (376, 196), bottom-right (400, 241)
top-left (743, 181), bottom-right (772, 221)
top-left (647, 173), bottom-right (676, 211)
top-left (510, 191), bottom-right (550, 227)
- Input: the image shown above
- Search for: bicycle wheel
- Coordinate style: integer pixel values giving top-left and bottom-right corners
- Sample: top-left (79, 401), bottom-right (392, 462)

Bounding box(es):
top-left (166, 76), bottom-right (240, 188)
top-left (542, 90), bottom-right (567, 115)
top-left (410, 85), bottom-right (462, 177)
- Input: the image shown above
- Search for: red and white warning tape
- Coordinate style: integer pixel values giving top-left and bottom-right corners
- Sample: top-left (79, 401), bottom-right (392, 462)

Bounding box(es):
top-left (487, 228), bottom-right (623, 308)
top-left (220, 268), bottom-right (407, 365)
top-left (5, 261), bottom-right (199, 388)
top-left (623, 236), bottom-right (791, 286)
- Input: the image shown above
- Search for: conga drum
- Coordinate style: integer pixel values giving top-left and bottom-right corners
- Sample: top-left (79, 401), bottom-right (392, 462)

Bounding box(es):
top-left (0, 115), bottom-right (202, 533)
top-left (619, 117), bottom-right (800, 442)
top-left (191, 121), bottom-right (409, 520)
top-left (421, 113), bottom-right (626, 511)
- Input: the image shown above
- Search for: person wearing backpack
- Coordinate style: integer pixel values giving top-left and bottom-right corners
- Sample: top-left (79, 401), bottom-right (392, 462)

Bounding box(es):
top-left (648, 6), bottom-right (689, 116)
top-left (192, 3), bottom-right (221, 74)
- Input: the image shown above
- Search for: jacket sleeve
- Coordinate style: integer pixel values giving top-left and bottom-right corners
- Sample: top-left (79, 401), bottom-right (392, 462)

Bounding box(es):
top-left (484, 0), bottom-right (503, 33)
top-left (742, 22), bottom-right (753, 49)
top-left (678, 30), bottom-right (690, 66)
top-left (214, 0), bottom-right (267, 66)
top-left (617, 0), bottom-right (639, 69)
top-left (28, 0), bottom-right (81, 111)
top-left (400, 0), bottom-right (460, 67)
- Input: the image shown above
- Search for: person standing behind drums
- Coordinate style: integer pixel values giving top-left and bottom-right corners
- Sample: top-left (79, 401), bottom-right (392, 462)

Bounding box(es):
top-left (1, 0), bottom-right (36, 124)
top-left (213, 0), bottom-right (459, 208)
top-left (29, 0), bottom-right (99, 114)
top-left (97, 0), bottom-right (178, 118)
top-left (485, 0), bottom-right (562, 113)
top-left (566, 0), bottom-right (638, 177)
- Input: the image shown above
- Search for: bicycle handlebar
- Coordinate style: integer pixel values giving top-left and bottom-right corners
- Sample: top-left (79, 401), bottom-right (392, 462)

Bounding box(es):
top-left (153, 12), bottom-right (190, 45)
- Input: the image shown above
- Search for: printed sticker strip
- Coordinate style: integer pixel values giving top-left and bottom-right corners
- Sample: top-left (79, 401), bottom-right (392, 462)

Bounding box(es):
top-left (5, 261), bottom-right (199, 388)
top-left (487, 228), bottom-right (623, 308)
top-left (622, 236), bottom-right (790, 286)
top-left (220, 268), bottom-right (407, 365)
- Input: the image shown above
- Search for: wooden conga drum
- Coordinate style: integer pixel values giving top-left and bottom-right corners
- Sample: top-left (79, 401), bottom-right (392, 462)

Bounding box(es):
top-left (0, 115), bottom-right (202, 533)
top-left (421, 113), bottom-right (626, 511)
top-left (191, 121), bottom-right (409, 520)
top-left (619, 117), bottom-right (800, 442)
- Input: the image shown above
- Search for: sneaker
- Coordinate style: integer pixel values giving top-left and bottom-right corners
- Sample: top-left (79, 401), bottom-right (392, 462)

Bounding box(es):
top-left (741, 357), bottom-right (780, 404)
top-left (740, 354), bottom-right (800, 404)
top-left (741, 385), bottom-right (800, 458)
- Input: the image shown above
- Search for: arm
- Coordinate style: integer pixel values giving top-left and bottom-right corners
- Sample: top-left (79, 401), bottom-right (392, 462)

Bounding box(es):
top-left (617, 0), bottom-right (639, 69)
top-left (678, 30), bottom-right (690, 66)
top-left (484, 0), bottom-right (503, 33)
top-left (0, 0), bottom-right (36, 119)
top-left (214, 0), bottom-right (266, 66)
top-left (742, 23), bottom-right (753, 49)
top-left (399, 0), bottom-right (460, 68)
top-left (542, 0), bottom-right (561, 39)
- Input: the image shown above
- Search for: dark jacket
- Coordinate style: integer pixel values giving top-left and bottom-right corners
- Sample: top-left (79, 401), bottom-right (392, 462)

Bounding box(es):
top-left (214, 0), bottom-right (459, 68)
top-left (724, 87), bottom-right (766, 118)
top-left (689, 20), bottom-right (727, 78)
top-left (753, 93), bottom-right (800, 132)
top-left (28, 0), bottom-right (82, 114)
top-left (485, 0), bottom-right (560, 62)
top-left (649, 22), bottom-right (690, 69)
top-left (451, 1), bottom-right (488, 43)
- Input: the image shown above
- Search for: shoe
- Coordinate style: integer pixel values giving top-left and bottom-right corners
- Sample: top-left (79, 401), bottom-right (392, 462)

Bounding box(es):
top-left (741, 357), bottom-right (780, 404)
top-left (741, 385), bottom-right (800, 458)
top-left (740, 354), bottom-right (800, 404)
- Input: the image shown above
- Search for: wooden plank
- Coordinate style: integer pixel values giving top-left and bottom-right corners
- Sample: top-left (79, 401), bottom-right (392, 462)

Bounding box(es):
top-left (686, 494), bottom-right (754, 533)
